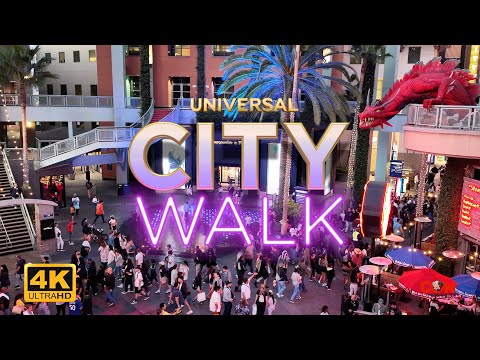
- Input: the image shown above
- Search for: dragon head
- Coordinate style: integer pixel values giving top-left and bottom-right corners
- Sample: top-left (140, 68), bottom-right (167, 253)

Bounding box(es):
top-left (359, 89), bottom-right (401, 129)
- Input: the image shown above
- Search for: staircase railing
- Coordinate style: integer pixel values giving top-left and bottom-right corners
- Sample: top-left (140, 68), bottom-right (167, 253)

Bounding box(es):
top-left (130, 100), bottom-right (154, 128)
top-left (0, 216), bottom-right (12, 248)
top-left (1, 148), bottom-right (36, 248)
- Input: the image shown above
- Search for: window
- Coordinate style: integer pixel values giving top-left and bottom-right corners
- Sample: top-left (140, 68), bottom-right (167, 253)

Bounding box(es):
top-left (75, 85), bottom-right (82, 96)
top-left (46, 84), bottom-right (54, 95)
top-left (60, 84), bottom-right (67, 95)
top-left (45, 53), bottom-right (52, 64)
top-left (89, 49), bottom-right (96, 62)
top-left (73, 51), bottom-right (80, 62)
top-left (408, 47), bottom-right (421, 63)
top-left (171, 77), bottom-right (190, 105)
top-left (168, 45), bottom-right (190, 57)
top-left (212, 77), bottom-right (234, 98)
top-left (350, 45), bottom-right (362, 64)
top-left (90, 85), bottom-right (98, 96)
top-left (59, 52), bottom-right (65, 63)
top-left (212, 45), bottom-right (234, 56)
top-left (127, 45), bottom-right (140, 55)
top-left (128, 76), bottom-right (140, 97)
top-left (376, 78), bottom-right (383, 100)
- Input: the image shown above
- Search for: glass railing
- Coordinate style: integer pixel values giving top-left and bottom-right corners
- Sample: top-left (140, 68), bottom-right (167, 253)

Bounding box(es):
top-left (3, 94), bottom-right (114, 107)
top-left (406, 104), bottom-right (480, 131)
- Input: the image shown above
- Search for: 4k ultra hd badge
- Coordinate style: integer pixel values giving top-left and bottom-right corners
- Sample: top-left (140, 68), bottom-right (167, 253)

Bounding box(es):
top-left (24, 264), bottom-right (76, 302)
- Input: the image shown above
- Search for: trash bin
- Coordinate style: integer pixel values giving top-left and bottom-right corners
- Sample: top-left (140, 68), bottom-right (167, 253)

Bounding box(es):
top-left (117, 184), bottom-right (129, 196)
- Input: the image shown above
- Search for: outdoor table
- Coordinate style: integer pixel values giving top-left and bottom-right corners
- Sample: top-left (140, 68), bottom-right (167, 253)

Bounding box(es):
top-left (354, 310), bottom-right (376, 315)
top-left (382, 283), bottom-right (403, 307)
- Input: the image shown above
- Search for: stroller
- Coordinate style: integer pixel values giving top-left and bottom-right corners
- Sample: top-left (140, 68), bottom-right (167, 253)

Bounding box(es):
top-left (91, 225), bottom-right (107, 244)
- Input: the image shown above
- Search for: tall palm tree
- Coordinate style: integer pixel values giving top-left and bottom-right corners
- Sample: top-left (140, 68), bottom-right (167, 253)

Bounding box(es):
top-left (0, 45), bottom-right (57, 187)
top-left (347, 45), bottom-right (389, 207)
top-left (219, 45), bottom-right (360, 234)
top-left (139, 45), bottom-right (151, 116)
top-left (196, 45), bottom-right (206, 99)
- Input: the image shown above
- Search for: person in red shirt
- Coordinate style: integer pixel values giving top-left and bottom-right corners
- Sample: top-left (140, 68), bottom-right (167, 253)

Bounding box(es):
top-left (67, 219), bottom-right (75, 245)
top-left (93, 200), bottom-right (106, 224)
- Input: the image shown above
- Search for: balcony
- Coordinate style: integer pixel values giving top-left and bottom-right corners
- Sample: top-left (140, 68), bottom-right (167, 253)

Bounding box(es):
top-left (403, 104), bottom-right (480, 158)
top-left (2, 94), bottom-right (113, 107)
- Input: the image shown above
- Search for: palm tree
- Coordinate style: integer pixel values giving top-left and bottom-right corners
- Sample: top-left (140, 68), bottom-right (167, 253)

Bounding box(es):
top-left (0, 45), bottom-right (57, 187)
top-left (219, 45), bottom-right (360, 234)
top-left (139, 45), bottom-right (151, 116)
top-left (347, 45), bottom-right (389, 207)
top-left (196, 45), bottom-right (206, 98)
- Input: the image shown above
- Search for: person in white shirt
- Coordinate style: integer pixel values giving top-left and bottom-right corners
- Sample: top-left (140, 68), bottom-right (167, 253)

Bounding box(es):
top-left (289, 227), bottom-right (297, 238)
top-left (320, 305), bottom-right (330, 315)
top-left (178, 260), bottom-right (189, 282)
top-left (289, 266), bottom-right (302, 304)
top-left (23, 303), bottom-right (34, 315)
top-left (135, 248), bottom-right (144, 268)
top-left (54, 223), bottom-right (64, 252)
top-left (108, 215), bottom-right (117, 231)
top-left (107, 246), bottom-right (116, 269)
top-left (167, 264), bottom-right (178, 294)
top-left (209, 285), bottom-right (222, 315)
top-left (131, 266), bottom-right (149, 304)
top-left (166, 250), bottom-right (175, 269)
top-left (98, 241), bottom-right (109, 268)
top-left (240, 273), bottom-right (256, 303)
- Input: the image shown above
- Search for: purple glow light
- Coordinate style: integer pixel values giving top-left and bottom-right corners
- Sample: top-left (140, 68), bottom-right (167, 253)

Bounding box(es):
top-left (305, 196), bottom-right (343, 245)
top-left (205, 197), bottom-right (251, 245)
top-left (262, 197), bottom-right (295, 245)
top-left (137, 196), bottom-right (205, 246)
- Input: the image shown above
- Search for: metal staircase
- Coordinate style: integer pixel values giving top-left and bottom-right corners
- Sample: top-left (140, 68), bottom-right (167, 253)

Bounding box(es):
top-left (0, 150), bottom-right (36, 255)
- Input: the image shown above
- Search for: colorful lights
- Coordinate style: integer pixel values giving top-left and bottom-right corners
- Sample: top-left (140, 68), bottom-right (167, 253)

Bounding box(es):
top-left (262, 197), bottom-right (294, 245)
top-left (305, 196), bottom-right (343, 245)
top-left (380, 183), bottom-right (391, 238)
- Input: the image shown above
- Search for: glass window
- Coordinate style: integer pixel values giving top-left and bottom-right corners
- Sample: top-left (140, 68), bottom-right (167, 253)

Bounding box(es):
top-left (408, 47), bottom-right (421, 64)
top-left (90, 85), bottom-right (98, 96)
top-left (168, 45), bottom-right (190, 56)
top-left (128, 45), bottom-right (140, 55)
top-left (60, 84), bottom-right (67, 95)
top-left (73, 51), bottom-right (80, 63)
top-left (128, 76), bottom-right (140, 97)
top-left (59, 52), bottom-right (65, 63)
top-left (89, 49), bottom-right (96, 62)
top-left (350, 45), bottom-right (362, 64)
top-left (212, 45), bottom-right (234, 56)
top-left (46, 84), bottom-right (54, 95)
top-left (45, 53), bottom-right (51, 64)
top-left (212, 77), bottom-right (234, 98)
top-left (75, 85), bottom-right (82, 96)
top-left (171, 77), bottom-right (190, 105)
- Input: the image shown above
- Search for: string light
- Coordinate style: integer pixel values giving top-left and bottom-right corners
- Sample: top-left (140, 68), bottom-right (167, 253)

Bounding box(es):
top-left (346, 104), bottom-right (360, 191)
top-left (438, 257), bottom-right (443, 261)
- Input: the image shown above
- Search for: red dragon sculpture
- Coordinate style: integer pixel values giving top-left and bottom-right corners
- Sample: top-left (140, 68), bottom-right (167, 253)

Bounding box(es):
top-left (359, 57), bottom-right (480, 129)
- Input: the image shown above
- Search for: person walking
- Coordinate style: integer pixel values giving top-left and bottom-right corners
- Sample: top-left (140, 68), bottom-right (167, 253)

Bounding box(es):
top-left (235, 255), bottom-right (246, 292)
top-left (131, 266), bottom-right (150, 304)
top-left (93, 200), bottom-right (106, 224)
top-left (326, 262), bottom-right (335, 290)
top-left (254, 284), bottom-right (267, 315)
top-left (222, 281), bottom-right (234, 315)
top-left (122, 258), bottom-right (134, 294)
top-left (54, 223), bottom-right (65, 252)
top-left (289, 266), bottom-right (302, 304)
top-left (104, 267), bottom-right (116, 307)
top-left (69, 203), bottom-right (76, 220)
top-left (86, 259), bottom-right (98, 296)
top-left (108, 215), bottom-right (117, 231)
top-left (86, 180), bottom-right (93, 199)
top-left (244, 244), bottom-right (254, 275)
top-left (14, 255), bottom-right (26, 290)
top-left (266, 289), bottom-right (276, 315)
top-left (276, 266), bottom-right (288, 298)
top-left (72, 193), bottom-right (80, 215)
top-left (67, 219), bottom-right (75, 245)
top-left (209, 285), bottom-right (222, 315)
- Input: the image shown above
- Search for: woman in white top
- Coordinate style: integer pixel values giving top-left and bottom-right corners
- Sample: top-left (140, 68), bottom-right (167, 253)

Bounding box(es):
top-left (266, 290), bottom-right (276, 315)
top-left (108, 215), bottom-right (117, 231)
top-left (98, 241), bottom-right (109, 268)
top-left (178, 260), bottom-right (189, 281)
top-left (107, 246), bottom-right (116, 269)
top-left (320, 305), bottom-right (330, 315)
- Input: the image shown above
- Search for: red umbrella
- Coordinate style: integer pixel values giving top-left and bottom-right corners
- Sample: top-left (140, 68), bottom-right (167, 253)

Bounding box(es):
top-left (398, 268), bottom-right (457, 299)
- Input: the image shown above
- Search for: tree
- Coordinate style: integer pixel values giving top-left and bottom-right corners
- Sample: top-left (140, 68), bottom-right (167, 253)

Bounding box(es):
top-left (196, 45), bottom-right (206, 98)
top-left (0, 45), bottom-right (57, 187)
top-left (347, 45), bottom-right (389, 207)
top-left (218, 45), bottom-right (360, 234)
top-left (139, 45), bottom-right (151, 116)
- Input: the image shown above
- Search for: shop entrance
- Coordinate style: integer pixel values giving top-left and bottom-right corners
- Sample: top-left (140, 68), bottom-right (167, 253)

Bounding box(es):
top-left (217, 166), bottom-right (241, 187)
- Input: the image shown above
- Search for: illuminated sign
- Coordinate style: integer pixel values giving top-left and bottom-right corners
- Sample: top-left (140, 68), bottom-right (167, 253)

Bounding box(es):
top-left (389, 160), bottom-right (404, 178)
top-left (458, 177), bottom-right (480, 240)
top-left (190, 98), bottom-right (298, 112)
top-left (360, 181), bottom-right (392, 238)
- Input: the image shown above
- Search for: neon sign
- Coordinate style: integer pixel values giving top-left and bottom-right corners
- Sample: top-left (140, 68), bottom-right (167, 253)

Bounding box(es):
top-left (137, 196), bottom-right (343, 246)
top-left (458, 177), bottom-right (480, 240)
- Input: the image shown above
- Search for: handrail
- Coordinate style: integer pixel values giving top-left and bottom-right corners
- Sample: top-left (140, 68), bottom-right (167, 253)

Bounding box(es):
top-left (130, 100), bottom-right (154, 128)
top-left (1, 148), bottom-right (36, 248)
top-left (407, 104), bottom-right (480, 131)
top-left (2, 94), bottom-right (113, 108)
top-left (0, 215), bottom-right (12, 248)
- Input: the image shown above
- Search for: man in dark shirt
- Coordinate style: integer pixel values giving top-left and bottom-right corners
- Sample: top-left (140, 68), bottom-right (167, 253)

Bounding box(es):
top-left (0, 285), bottom-right (10, 315)
top-left (14, 255), bottom-right (26, 290)
top-left (103, 267), bottom-right (116, 307)
top-left (344, 294), bottom-right (359, 315)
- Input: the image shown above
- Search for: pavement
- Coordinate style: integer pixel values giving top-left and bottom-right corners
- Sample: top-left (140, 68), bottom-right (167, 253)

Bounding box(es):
top-left (0, 169), bottom-right (425, 315)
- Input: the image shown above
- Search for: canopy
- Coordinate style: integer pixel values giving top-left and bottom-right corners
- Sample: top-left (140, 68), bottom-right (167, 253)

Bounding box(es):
top-left (398, 268), bottom-right (457, 299)
top-left (452, 273), bottom-right (480, 297)
top-left (385, 247), bottom-right (435, 269)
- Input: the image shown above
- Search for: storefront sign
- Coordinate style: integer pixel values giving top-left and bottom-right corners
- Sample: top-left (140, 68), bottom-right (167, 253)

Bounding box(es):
top-left (389, 160), bottom-right (404, 178)
top-left (458, 177), bottom-right (480, 240)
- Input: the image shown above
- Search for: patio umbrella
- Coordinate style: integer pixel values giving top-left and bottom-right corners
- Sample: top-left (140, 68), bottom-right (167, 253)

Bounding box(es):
top-left (452, 272), bottom-right (480, 297)
top-left (359, 265), bottom-right (380, 302)
top-left (385, 247), bottom-right (435, 269)
top-left (369, 257), bottom-right (393, 299)
top-left (384, 234), bottom-right (404, 243)
top-left (398, 268), bottom-right (457, 299)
